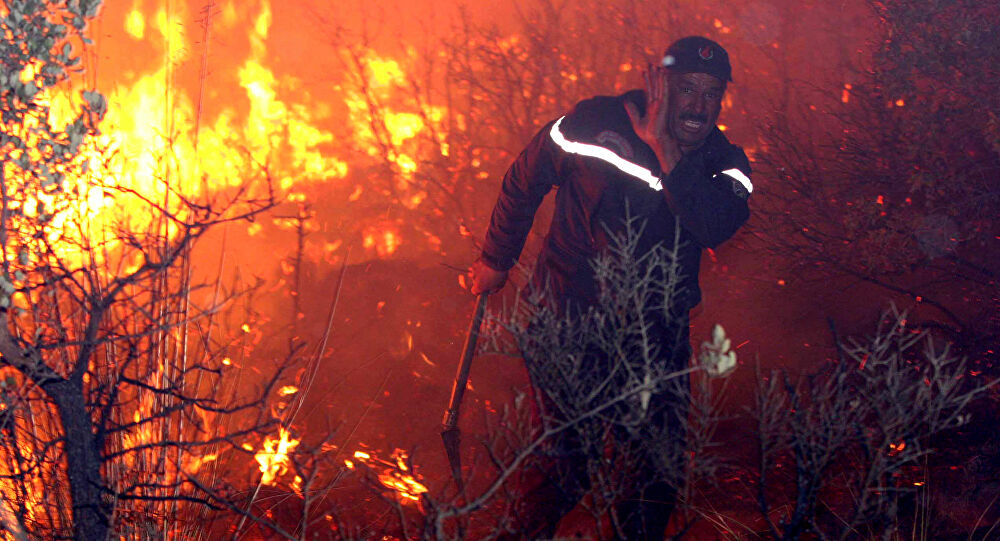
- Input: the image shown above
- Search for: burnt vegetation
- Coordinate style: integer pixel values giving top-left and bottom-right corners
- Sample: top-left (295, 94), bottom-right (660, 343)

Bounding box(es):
top-left (0, 0), bottom-right (997, 539)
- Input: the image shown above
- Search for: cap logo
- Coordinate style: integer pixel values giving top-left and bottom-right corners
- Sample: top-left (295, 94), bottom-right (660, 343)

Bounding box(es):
top-left (699, 46), bottom-right (714, 60)
top-left (661, 55), bottom-right (676, 67)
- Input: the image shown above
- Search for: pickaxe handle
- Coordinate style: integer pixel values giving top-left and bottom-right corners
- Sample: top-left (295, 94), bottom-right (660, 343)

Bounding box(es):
top-left (442, 292), bottom-right (489, 430)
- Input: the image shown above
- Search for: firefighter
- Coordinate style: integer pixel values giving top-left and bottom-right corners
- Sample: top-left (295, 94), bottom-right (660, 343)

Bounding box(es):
top-left (469, 36), bottom-right (752, 539)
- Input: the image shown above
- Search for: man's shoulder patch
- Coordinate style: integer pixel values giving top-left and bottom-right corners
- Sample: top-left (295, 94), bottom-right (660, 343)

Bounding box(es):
top-left (716, 167), bottom-right (753, 200)
top-left (595, 130), bottom-right (635, 160)
top-left (731, 179), bottom-right (750, 200)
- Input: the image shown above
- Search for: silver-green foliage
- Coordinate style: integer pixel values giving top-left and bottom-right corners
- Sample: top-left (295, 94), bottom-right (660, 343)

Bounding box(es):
top-left (752, 305), bottom-right (992, 539)
top-left (0, 0), bottom-right (105, 286)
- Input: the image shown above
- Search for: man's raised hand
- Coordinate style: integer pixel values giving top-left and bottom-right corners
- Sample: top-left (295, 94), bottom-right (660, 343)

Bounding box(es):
top-left (625, 64), bottom-right (682, 174)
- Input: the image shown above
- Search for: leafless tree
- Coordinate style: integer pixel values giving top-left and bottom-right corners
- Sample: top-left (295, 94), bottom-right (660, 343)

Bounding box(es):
top-left (0, 3), bottom-right (302, 539)
top-left (0, 137), bottom-right (286, 541)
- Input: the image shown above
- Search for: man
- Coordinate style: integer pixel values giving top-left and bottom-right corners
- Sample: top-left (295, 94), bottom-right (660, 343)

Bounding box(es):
top-left (469, 36), bottom-right (752, 539)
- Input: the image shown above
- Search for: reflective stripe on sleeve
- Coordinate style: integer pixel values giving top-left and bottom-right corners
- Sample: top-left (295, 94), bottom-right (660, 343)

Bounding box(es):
top-left (717, 168), bottom-right (753, 193)
top-left (549, 116), bottom-right (661, 190)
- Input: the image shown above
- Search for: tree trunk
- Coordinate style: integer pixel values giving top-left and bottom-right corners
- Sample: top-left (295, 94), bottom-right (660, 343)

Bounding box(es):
top-left (48, 379), bottom-right (108, 541)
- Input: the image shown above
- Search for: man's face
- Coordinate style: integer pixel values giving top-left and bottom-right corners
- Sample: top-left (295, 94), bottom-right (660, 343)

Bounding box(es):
top-left (666, 71), bottom-right (726, 151)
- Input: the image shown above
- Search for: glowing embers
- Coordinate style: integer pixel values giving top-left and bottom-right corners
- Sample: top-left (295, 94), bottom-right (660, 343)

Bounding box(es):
top-left (717, 168), bottom-right (753, 193)
top-left (549, 116), bottom-right (661, 190)
top-left (363, 225), bottom-right (402, 258)
top-left (345, 448), bottom-right (428, 504)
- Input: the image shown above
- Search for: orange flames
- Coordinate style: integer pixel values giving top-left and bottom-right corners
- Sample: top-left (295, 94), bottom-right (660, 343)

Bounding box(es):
top-left (345, 448), bottom-right (428, 503)
top-left (70, 0), bottom-right (446, 507)
top-left (6, 0), bottom-right (459, 275)
top-left (102, 0), bottom-right (350, 195)
top-left (255, 426), bottom-right (301, 486)
top-left (19, 3), bottom-right (341, 252)
top-left (4, 0), bottom-right (461, 522)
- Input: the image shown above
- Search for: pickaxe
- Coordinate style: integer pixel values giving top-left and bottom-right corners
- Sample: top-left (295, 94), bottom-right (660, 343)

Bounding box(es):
top-left (440, 292), bottom-right (488, 491)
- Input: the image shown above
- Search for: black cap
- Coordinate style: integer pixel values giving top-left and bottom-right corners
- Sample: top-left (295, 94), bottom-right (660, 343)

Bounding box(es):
top-left (661, 36), bottom-right (733, 82)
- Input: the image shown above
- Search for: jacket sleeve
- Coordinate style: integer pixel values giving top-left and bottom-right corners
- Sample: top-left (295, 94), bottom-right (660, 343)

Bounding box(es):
top-left (661, 140), bottom-right (751, 249)
top-left (480, 120), bottom-right (562, 271)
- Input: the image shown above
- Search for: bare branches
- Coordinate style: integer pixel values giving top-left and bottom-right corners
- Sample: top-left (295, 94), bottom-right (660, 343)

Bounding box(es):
top-left (748, 305), bottom-right (994, 540)
top-left (752, 0), bottom-right (1000, 355)
top-left (413, 214), bottom-right (731, 539)
top-left (0, 11), bottom-right (283, 531)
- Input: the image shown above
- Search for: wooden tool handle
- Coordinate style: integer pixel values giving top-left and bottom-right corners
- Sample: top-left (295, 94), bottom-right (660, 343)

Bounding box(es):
top-left (442, 293), bottom-right (489, 429)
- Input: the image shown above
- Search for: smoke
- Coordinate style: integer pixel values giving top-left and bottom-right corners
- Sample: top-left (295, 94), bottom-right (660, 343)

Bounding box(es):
top-left (75, 0), bottom-right (889, 502)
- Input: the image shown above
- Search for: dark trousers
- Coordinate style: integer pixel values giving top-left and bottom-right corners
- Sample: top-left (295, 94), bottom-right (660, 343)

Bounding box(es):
top-left (504, 323), bottom-right (691, 540)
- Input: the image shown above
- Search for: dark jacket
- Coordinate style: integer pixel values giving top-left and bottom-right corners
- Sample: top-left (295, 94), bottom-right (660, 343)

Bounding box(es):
top-left (481, 89), bottom-right (751, 313)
